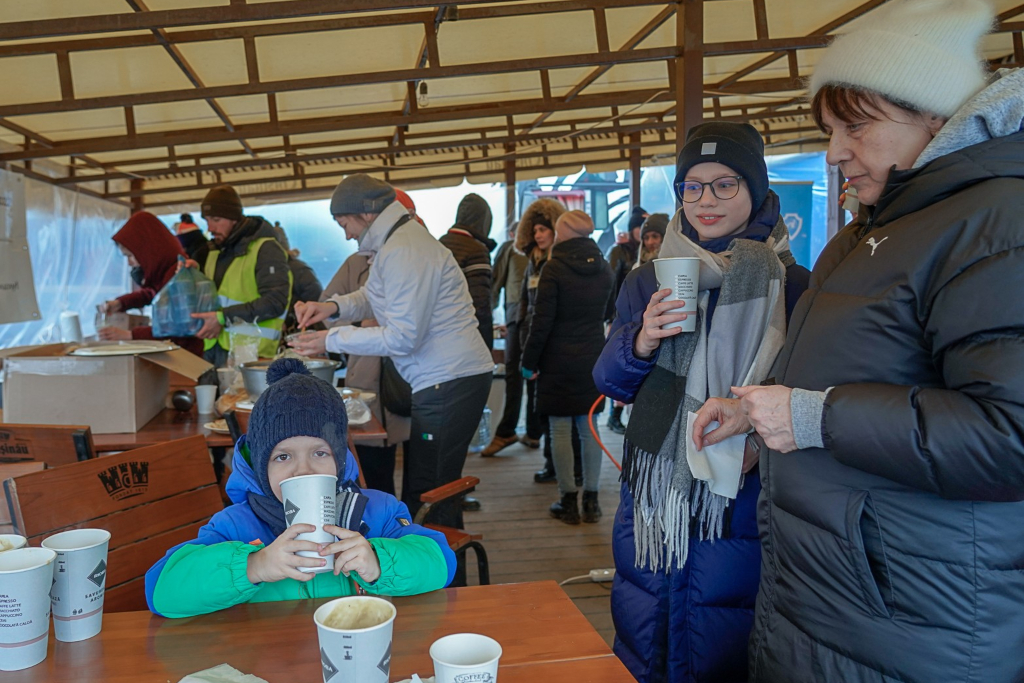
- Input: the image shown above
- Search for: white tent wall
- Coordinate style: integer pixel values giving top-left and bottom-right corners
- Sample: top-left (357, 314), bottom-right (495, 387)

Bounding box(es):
top-left (0, 174), bottom-right (130, 347)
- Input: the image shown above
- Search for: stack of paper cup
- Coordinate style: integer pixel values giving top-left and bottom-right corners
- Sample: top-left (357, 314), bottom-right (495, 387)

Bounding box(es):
top-left (0, 547), bottom-right (57, 671)
top-left (653, 257), bottom-right (701, 332)
top-left (0, 534), bottom-right (27, 553)
top-left (280, 474), bottom-right (337, 574)
top-left (41, 528), bottom-right (111, 643)
top-left (430, 633), bottom-right (503, 683)
top-left (59, 310), bottom-right (83, 343)
top-left (314, 596), bottom-right (396, 683)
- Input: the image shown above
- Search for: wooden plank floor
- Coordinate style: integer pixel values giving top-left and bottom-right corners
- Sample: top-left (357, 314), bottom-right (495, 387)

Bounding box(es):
top-left (396, 408), bottom-right (625, 648)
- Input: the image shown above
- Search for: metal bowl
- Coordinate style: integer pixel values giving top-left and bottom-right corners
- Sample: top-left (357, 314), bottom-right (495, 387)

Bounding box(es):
top-left (239, 358), bottom-right (340, 400)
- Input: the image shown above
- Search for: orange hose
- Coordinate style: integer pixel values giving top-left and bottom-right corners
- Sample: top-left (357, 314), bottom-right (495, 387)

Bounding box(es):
top-left (588, 394), bottom-right (622, 471)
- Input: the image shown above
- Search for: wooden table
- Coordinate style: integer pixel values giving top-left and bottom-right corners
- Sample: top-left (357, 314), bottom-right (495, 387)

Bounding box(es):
top-left (92, 408), bottom-right (233, 453)
top-left (7, 581), bottom-right (632, 682)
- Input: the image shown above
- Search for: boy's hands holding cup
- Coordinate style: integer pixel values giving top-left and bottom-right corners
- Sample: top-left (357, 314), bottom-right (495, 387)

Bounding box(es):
top-left (635, 288), bottom-right (688, 359)
top-left (246, 523), bottom-right (325, 584)
top-left (321, 525), bottom-right (381, 584)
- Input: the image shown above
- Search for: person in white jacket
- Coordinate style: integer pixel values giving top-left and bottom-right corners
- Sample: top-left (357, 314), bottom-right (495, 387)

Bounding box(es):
top-left (292, 174), bottom-right (493, 542)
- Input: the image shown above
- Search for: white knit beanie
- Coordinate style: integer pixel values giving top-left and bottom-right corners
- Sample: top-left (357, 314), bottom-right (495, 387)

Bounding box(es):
top-left (809, 0), bottom-right (994, 118)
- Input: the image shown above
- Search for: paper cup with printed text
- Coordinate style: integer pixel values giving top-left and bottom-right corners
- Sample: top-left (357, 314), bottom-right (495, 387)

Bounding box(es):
top-left (0, 535), bottom-right (27, 553)
top-left (430, 633), bottom-right (503, 683)
top-left (653, 257), bottom-right (700, 332)
top-left (280, 474), bottom-right (337, 574)
top-left (41, 528), bottom-right (111, 642)
top-left (314, 595), bottom-right (396, 683)
top-left (0, 547), bottom-right (57, 671)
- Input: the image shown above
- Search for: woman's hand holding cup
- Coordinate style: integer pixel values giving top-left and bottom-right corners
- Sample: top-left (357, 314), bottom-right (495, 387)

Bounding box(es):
top-left (321, 525), bottom-right (381, 583)
top-left (246, 523), bottom-right (323, 584)
top-left (634, 288), bottom-right (688, 359)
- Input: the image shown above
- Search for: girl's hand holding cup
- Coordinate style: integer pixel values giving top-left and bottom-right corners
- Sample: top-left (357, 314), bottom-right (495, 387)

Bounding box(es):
top-left (321, 525), bottom-right (381, 583)
top-left (634, 288), bottom-right (689, 359)
top-left (246, 523), bottom-right (324, 584)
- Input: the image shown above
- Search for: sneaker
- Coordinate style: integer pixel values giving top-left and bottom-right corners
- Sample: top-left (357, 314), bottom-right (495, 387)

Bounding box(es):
top-left (519, 435), bottom-right (541, 449)
top-left (481, 434), bottom-right (518, 457)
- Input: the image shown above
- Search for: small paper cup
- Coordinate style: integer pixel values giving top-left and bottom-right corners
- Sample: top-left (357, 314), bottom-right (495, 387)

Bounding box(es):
top-left (430, 633), bottom-right (503, 683)
top-left (195, 385), bottom-right (217, 414)
top-left (280, 474), bottom-right (337, 574)
top-left (0, 534), bottom-right (27, 553)
top-left (41, 528), bottom-right (111, 643)
top-left (314, 596), bottom-right (396, 683)
top-left (653, 257), bottom-right (700, 332)
top-left (0, 547), bottom-right (57, 671)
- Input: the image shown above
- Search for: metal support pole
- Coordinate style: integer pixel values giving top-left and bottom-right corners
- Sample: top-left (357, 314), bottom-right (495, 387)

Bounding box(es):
top-left (629, 133), bottom-right (641, 208)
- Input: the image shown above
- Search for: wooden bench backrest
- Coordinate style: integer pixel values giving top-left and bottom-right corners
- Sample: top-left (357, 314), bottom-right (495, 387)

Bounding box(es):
top-left (0, 423), bottom-right (96, 466)
top-left (0, 461), bottom-right (45, 533)
top-left (2, 435), bottom-right (221, 612)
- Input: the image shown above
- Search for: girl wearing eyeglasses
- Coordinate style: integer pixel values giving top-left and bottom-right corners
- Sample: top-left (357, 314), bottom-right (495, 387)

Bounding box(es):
top-left (593, 122), bottom-right (810, 683)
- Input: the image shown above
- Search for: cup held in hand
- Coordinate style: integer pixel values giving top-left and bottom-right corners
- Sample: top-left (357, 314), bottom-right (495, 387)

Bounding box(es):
top-left (314, 596), bottom-right (396, 683)
top-left (653, 257), bottom-right (700, 332)
top-left (280, 474), bottom-right (338, 574)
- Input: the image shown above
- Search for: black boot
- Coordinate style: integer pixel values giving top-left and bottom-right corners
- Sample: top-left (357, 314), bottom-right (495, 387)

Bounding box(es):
top-left (606, 406), bottom-right (626, 435)
top-left (581, 490), bottom-right (602, 523)
top-left (533, 461), bottom-right (556, 483)
top-left (550, 491), bottom-right (580, 525)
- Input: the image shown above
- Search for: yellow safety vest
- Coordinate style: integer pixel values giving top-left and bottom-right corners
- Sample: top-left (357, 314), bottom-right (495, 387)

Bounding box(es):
top-left (204, 237), bottom-right (292, 358)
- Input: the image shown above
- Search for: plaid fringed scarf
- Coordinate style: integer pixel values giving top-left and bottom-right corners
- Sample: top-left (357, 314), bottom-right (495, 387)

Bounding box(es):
top-left (623, 214), bottom-right (793, 572)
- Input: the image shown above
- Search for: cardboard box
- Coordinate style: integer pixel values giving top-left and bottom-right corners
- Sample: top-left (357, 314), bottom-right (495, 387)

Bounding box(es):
top-left (1, 343), bottom-right (211, 434)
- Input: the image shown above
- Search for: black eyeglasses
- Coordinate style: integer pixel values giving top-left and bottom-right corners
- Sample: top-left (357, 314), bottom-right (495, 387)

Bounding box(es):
top-left (676, 176), bottom-right (745, 203)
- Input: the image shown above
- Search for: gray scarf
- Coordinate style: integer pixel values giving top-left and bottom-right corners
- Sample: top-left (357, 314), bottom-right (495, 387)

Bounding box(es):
top-left (623, 214), bottom-right (791, 572)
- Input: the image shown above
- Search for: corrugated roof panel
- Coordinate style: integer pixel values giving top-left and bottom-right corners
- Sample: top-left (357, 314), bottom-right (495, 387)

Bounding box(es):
top-left (256, 25), bottom-right (424, 82)
top-left (607, 5), bottom-right (671, 49)
top-left (1, 0), bottom-right (130, 23)
top-left (427, 72), bottom-right (542, 108)
top-left (438, 11), bottom-right (597, 67)
top-left (8, 108), bottom-right (126, 140)
top-left (704, 0), bottom-right (757, 43)
top-left (276, 83), bottom-right (407, 120)
top-left (70, 45), bottom-right (196, 98)
top-left (577, 62), bottom-right (669, 96)
top-left (134, 101), bottom-right (224, 133)
top-left (175, 39), bottom-right (249, 87)
top-left (1, 54), bottom-right (62, 106)
top-left (213, 95), bottom-right (270, 124)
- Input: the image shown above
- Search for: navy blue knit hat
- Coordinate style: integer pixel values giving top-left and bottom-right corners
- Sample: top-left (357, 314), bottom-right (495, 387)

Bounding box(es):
top-left (247, 358), bottom-right (348, 498)
top-left (627, 206), bottom-right (648, 231)
top-left (674, 122), bottom-right (769, 222)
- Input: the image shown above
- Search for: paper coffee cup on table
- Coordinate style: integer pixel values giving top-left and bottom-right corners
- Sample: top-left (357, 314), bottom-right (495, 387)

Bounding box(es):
top-left (314, 596), bottom-right (396, 683)
top-left (653, 257), bottom-right (700, 332)
top-left (280, 474), bottom-right (337, 574)
top-left (195, 385), bottom-right (217, 414)
top-left (0, 547), bottom-right (57, 671)
top-left (0, 535), bottom-right (27, 553)
top-left (431, 633), bottom-right (503, 683)
top-left (41, 528), bottom-right (111, 643)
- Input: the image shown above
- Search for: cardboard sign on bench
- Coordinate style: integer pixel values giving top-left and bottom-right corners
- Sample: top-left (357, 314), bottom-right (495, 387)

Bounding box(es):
top-left (1, 343), bottom-right (211, 434)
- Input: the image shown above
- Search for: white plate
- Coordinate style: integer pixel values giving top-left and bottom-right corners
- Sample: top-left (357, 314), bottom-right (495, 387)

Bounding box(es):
top-left (204, 420), bottom-right (230, 434)
top-left (71, 341), bottom-right (176, 357)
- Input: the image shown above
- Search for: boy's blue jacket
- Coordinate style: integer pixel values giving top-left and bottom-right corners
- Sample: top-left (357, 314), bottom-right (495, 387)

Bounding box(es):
top-left (145, 436), bottom-right (456, 617)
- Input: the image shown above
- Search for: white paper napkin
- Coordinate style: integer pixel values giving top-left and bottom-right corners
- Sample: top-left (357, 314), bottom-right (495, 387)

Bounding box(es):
top-left (177, 664), bottom-right (269, 683)
top-left (685, 412), bottom-right (746, 499)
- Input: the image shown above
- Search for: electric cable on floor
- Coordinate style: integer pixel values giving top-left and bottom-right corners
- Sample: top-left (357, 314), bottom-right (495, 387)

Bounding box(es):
top-left (588, 394), bottom-right (621, 471)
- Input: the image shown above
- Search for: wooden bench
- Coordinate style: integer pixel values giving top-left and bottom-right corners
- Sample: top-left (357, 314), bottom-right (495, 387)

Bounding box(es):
top-left (414, 476), bottom-right (490, 585)
top-left (2, 435), bottom-right (222, 612)
top-left (0, 422), bottom-right (96, 466)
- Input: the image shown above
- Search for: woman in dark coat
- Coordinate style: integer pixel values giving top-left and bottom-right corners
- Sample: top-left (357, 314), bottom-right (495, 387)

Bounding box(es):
top-left (593, 122), bottom-right (809, 682)
top-left (439, 193), bottom-right (497, 349)
top-left (523, 210), bottom-right (613, 524)
top-left (98, 211), bottom-right (204, 357)
top-left (694, 2), bottom-right (1024, 681)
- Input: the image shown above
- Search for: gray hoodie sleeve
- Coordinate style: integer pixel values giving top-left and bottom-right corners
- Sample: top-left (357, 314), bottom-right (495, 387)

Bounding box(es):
top-left (220, 240), bottom-right (292, 323)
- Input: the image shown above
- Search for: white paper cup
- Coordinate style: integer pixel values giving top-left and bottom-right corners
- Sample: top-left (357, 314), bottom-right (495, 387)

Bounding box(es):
top-left (653, 257), bottom-right (700, 332)
top-left (314, 596), bottom-right (396, 683)
top-left (431, 633), bottom-right (503, 683)
top-left (195, 385), bottom-right (217, 414)
top-left (0, 535), bottom-right (27, 553)
top-left (0, 547), bottom-right (57, 671)
top-left (280, 474), bottom-right (337, 574)
top-left (41, 528), bottom-right (111, 643)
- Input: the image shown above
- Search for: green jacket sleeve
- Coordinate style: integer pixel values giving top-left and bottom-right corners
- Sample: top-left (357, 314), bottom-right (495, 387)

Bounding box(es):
top-left (151, 541), bottom-right (263, 618)
top-left (354, 535), bottom-right (450, 597)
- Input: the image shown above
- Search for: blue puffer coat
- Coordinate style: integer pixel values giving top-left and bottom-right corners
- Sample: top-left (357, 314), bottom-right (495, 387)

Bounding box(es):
top-left (593, 196), bottom-right (809, 683)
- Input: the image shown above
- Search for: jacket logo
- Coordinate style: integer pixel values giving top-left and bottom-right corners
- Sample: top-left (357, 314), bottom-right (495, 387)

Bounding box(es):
top-left (866, 236), bottom-right (889, 255)
top-left (97, 461), bottom-right (149, 501)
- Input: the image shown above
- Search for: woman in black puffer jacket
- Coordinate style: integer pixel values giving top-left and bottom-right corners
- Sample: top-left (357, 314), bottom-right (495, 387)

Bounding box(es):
top-left (522, 211), bottom-right (613, 524)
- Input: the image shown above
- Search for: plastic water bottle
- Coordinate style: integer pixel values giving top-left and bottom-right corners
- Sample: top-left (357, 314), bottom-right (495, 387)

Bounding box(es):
top-left (468, 406), bottom-right (492, 453)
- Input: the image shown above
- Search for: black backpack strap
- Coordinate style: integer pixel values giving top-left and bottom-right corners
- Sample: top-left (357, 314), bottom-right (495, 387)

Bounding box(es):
top-left (383, 214), bottom-right (414, 244)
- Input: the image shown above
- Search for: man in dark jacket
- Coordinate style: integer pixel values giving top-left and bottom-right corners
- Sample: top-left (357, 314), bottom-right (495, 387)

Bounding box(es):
top-left (522, 210), bottom-right (613, 524)
top-left (192, 185), bottom-right (292, 367)
top-left (439, 194), bottom-right (497, 349)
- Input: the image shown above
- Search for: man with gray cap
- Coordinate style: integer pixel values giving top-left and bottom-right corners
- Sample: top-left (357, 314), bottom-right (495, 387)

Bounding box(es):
top-left (292, 173), bottom-right (493, 540)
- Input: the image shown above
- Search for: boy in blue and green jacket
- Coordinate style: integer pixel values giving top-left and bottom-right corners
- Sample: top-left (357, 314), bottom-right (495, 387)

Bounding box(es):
top-left (145, 358), bottom-right (456, 618)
